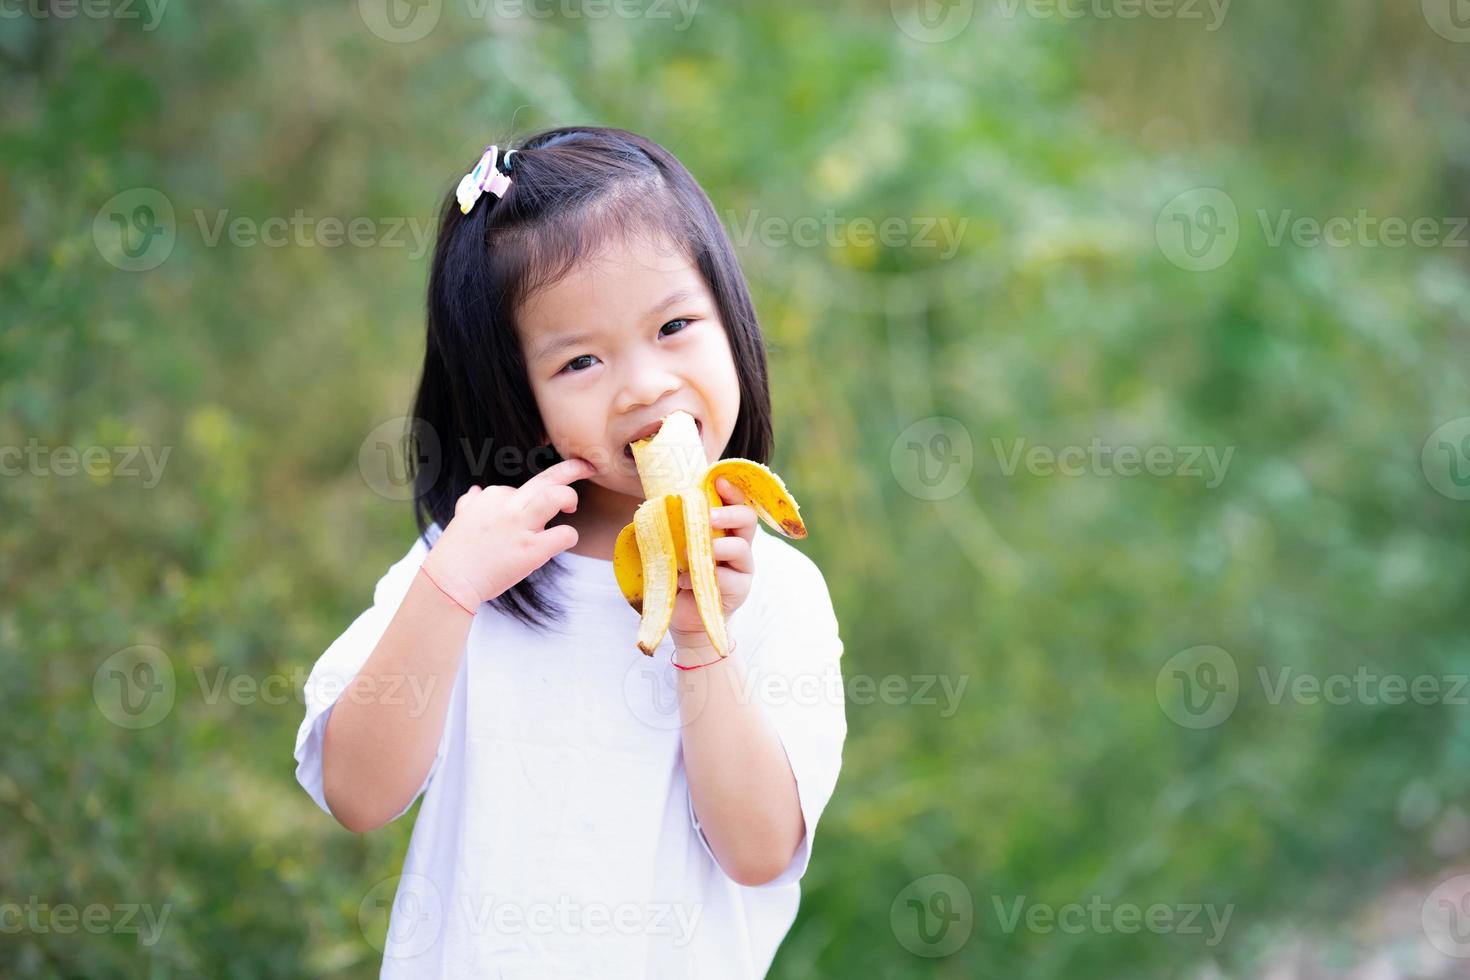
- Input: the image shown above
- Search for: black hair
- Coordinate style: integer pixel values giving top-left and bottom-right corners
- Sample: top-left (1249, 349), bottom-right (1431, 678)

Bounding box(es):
top-left (409, 126), bottom-right (774, 633)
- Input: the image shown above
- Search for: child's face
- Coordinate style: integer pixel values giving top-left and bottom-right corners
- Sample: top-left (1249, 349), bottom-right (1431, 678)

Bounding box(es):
top-left (516, 230), bottom-right (742, 504)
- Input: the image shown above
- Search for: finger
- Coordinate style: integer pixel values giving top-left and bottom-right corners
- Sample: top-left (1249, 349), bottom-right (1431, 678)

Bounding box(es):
top-left (709, 565), bottom-right (751, 607)
top-left (717, 564), bottom-right (750, 599)
top-left (711, 534), bottom-right (752, 574)
top-left (455, 484), bottom-right (482, 515)
top-left (524, 483), bottom-right (579, 526)
top-left (679, 563), bottom-right (750, 597)
top-left (519, 456), bottom-right (596, 496)
top-left (715, 476), bottom-right (746, 505)
top-left (531, 523), bottom-right (580, 564)
top-left (711, 504), bottom-right (756, 544)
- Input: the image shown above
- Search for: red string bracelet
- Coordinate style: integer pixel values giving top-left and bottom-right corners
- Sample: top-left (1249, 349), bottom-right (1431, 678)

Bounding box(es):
top-left (420, 564), bottom-right (477, 617)
top-left (673, 638), bottom-right (736, 670)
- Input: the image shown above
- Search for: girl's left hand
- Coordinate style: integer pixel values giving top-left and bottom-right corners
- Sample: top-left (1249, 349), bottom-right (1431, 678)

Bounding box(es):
top-left (668, 477), bottom-right (756, 647)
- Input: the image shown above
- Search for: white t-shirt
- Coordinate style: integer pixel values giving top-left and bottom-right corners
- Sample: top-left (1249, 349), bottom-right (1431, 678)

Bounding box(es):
top-left (293, 522), bottom-right (847, 978)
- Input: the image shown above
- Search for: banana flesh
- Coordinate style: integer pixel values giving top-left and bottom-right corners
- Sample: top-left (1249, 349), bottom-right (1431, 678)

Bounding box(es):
top-left (613, 411), bottom-right (807, 657)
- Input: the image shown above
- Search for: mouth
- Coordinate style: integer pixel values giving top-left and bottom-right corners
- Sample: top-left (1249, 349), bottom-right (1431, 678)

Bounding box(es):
top-left (623, 415), bottom-right (702, 459)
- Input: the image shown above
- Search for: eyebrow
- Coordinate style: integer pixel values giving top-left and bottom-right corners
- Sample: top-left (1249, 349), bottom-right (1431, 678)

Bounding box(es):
top-left (529, 287), bottom-right (702, 365)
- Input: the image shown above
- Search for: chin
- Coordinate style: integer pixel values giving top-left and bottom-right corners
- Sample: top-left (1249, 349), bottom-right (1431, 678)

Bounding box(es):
top-left (592, 464), bottom-right (644, 497)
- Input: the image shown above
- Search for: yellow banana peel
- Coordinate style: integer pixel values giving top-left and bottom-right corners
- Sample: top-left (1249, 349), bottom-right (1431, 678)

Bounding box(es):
top-left (613, 410), bottom-right (807, 657)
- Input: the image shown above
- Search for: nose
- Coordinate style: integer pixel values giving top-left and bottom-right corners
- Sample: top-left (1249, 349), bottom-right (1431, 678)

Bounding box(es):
top-left (613, 356), bottom-right (683, 419)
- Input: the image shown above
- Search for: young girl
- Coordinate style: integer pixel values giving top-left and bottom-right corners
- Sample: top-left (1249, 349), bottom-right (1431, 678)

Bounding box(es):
top-left (293, 126), bottom-right (846, 978)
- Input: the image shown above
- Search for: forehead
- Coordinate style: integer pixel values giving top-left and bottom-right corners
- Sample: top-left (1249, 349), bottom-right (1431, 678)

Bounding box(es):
top-left (516, 231), bottom-right (712, 359)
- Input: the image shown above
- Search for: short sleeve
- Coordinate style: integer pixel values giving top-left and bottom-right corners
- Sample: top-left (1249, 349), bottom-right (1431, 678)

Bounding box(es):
top-left (688, 531), bottom-right (847, 888)
top-left (293, 528), bottom-right (451, 825)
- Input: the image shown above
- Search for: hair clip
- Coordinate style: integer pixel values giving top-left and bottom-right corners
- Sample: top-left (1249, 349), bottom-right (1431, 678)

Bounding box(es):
top-left (456, 145), bottom-right (513, 214)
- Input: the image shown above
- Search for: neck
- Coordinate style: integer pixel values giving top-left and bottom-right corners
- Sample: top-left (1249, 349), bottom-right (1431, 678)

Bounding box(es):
top-left (554, 479), bottom-right (643, 560)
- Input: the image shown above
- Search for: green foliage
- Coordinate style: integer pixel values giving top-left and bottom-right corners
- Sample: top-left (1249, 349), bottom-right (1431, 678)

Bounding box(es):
top-left (3, 1), bottom-right (1469, 976)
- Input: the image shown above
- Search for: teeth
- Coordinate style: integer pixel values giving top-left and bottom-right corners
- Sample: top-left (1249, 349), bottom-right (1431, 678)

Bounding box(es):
top-left (611, 410), bottom-right (807, 657)
top-left (627, 418), bottom-right (699, 452)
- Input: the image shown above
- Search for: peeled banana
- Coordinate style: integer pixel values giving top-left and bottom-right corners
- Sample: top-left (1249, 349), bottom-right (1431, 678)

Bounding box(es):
top-left (613, 411), bottom-right (807, 658)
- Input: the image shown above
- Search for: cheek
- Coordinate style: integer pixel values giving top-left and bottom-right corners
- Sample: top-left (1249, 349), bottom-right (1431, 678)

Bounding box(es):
top-left (544, 402), bottom-right (610, 457)
top-left (702, 339), bottom-right (742, 402)
top-left (690, 332), bottom-right (738, 383)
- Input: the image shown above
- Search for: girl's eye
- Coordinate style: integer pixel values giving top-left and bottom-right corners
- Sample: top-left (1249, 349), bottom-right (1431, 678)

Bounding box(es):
top-left (557, 319), bottom-right (695, 375)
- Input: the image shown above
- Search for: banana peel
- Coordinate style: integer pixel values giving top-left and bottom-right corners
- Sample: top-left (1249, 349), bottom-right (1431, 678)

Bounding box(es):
top-left (613, 410), bottom-right (806, 657)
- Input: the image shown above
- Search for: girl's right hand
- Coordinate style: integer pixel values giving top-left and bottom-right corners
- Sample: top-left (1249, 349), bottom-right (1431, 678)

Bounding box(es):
top-left (420, 457), bottom-right (596, 610)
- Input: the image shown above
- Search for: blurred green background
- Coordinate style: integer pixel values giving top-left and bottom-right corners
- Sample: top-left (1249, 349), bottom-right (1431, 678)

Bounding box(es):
top-left (4, 0), bottom-right (1470, 976)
